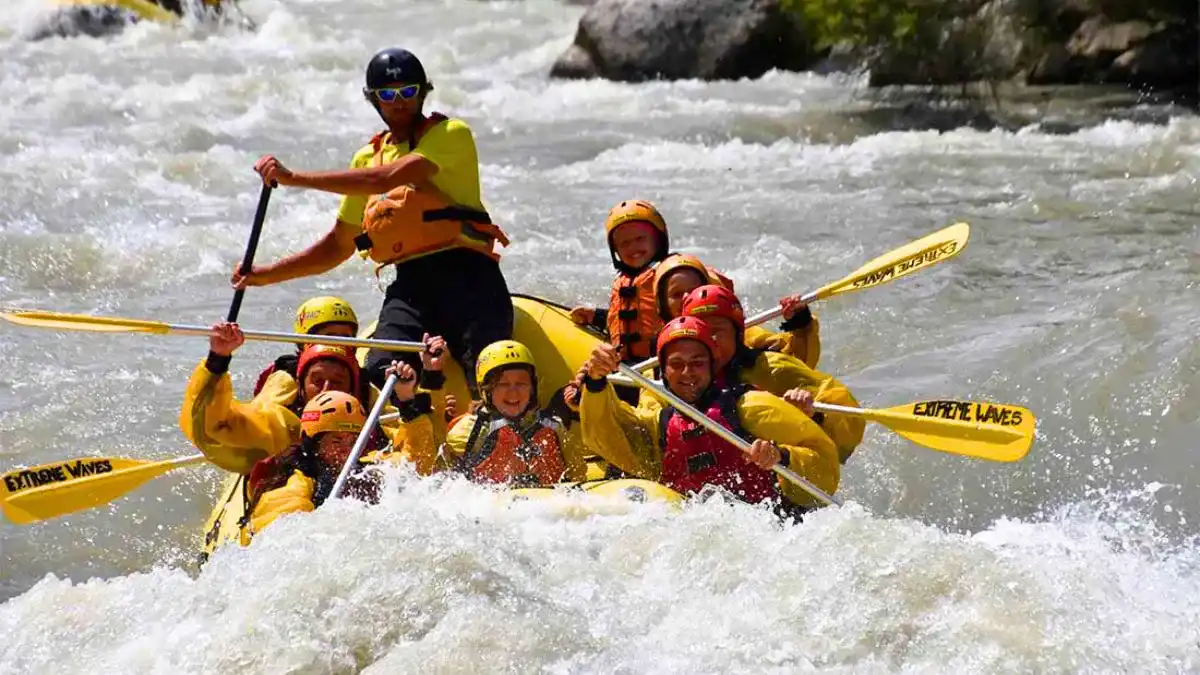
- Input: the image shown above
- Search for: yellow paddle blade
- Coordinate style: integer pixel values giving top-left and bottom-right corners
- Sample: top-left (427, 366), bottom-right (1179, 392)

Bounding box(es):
top-left (809, 222), bottom-right (970, 302)
top-left (0, 310), bottom-right (171, 334)
top-left (2, 455), bottom-right (206, 525)
top-left (856, 399), bottom-right (1036, 462)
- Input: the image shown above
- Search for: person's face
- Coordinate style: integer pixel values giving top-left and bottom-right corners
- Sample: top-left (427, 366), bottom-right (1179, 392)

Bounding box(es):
top-left (489, 369), bottom-right (534, 418)
top-left (662, 340), bottom-right (712, 403)
top-left (302, 361), bottom-right (354, 401)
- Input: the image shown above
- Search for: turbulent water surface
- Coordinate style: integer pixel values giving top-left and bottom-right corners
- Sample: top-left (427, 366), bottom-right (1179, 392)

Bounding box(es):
top-left (1, 0), bottom-right (1198, 672)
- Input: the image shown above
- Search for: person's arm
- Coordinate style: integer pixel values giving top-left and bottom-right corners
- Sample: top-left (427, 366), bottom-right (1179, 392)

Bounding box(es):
top-left (179, 324), bottom-right (301, 474)
top-left (255, 148), bottom-right (439, 197)
top-left (738, 390), bottom-right (840, 508)
top-left (289, 154), bottom-right (439, 196)
top-left (578, 344), bottom-right (664, 479)
top-left (238, 220), bottom-right (361, 287)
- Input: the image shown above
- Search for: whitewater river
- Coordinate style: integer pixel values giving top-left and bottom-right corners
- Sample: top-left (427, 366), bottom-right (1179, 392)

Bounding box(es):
top-left (1, 0), bottom-right (1198, 671)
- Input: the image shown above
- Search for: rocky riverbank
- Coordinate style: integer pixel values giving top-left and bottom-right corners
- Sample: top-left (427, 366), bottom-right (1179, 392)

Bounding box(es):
top-left (550, 0), bottom-right (1197, 107)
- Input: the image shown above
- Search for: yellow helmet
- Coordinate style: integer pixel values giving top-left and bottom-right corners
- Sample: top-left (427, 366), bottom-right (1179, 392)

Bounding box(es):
top-left (300, 391), bottom-right (366, 437)
top-left (293, 296), bottom-right (359, 335)
top-left (475, 340), bottom-right (536, 386)
top-left (604, 199), bottom-right (667, 236)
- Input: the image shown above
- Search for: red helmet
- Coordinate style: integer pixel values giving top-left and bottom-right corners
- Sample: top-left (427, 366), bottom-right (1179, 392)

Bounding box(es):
top-left (681, 284), bottom-right (745, 329)
top-left (655, 315), bottom-right (719, 359)
top-left (296, 344), bottom-right (361, 396)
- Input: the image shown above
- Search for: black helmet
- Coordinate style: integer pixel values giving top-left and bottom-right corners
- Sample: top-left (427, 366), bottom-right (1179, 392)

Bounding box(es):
top-left (364, 48), bottom-right (429, 90)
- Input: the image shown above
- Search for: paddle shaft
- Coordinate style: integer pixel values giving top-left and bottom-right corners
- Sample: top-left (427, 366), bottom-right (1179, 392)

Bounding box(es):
top-left (331, 373), bottom-right (399, 500)
top-left (616, 365), bottom-right (840, 507)
top-left (627, 289), bottom-right (817, 373)
top-left (227, 184), bottom-right (273, 323)
top-left (165, 323), bottom-right (424, 352)
top-left (626, 223), bottom-right (969, 375)
top-left (812, 402), bottom-right (867, 416)
top-left (157, 454), bottom-right (208, 470)
top-left (741, 289), bottom-right (816, 333)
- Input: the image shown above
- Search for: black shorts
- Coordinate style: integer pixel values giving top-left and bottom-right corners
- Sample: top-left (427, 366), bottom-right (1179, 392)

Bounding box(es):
top-left (364, 248), bottom-right (514, 398)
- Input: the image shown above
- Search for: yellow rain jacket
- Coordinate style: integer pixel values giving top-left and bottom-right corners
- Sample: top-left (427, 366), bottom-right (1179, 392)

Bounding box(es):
top-left (179, 360), bottom-right (301, 474)
top-left (580, 380), bottom-right (840, 508)
top-left (179, 359), bottom-right (402, 475)
top-left (631, 350), bottom-right (863, 464)
top-left (243, 472), bottom-right (316, 543)
top-left (238, 392), bottom-right (444, 544)
top-left (239, 448), bottom-right (408, 545)
top-left (738, 350), bottom-right (865, 464)
top-left (742, 309), bottom-right (821, 369)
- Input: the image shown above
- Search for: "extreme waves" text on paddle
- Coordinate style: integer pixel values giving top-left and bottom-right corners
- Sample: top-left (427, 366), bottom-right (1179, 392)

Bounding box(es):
top-left (3, 459), bottom-right (114, 493)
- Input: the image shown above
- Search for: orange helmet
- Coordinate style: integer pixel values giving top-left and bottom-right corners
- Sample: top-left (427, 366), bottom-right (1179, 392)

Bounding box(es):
top-left (655, 315), bottom-right (719, 360)
top-left (300, 391), bottom-right (366, 437)
top-left (681, 284), bottom-right (745, 329)
top-left (296, 344), bottom-right (361, 396)
top-left (604, 199), bottom-right (669, 271)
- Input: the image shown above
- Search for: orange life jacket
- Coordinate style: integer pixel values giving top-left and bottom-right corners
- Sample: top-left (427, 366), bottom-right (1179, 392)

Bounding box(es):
top-left (355, 114), bottom-right (510, 269)
top-left (454, 412), bottom-right (567, 487)
top-left (607, 265), bottom-right (662, 361)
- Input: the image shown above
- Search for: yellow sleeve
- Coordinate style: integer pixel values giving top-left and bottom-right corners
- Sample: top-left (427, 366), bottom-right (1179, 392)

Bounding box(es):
top-left (558, 421), bottom-right (591, 483)
top-left (334, 142), bottom-right (379, 227)
top-left (738, 391), bottom-right (840, 508)
top-left (746, 352), bottom-right (865, 461)
top-left (179, 361), bottom-right (301, 475)
top-left (740, 351), bottom-right (863, 461)
top-left (423, 386), bottom-right (450, 449)
top-left (812, 379), bottom-right (867, 464)
top-left (579, 381), bottom-right (664, 480)
top-left (240, 471), bottom-right (315, 544)
top-left (410, 118), bottom-right (485, 211)
top-left (397, 407), bottom-right (459, 476)
top-left (743, 313), bottom-right (821, 369)
top-left (360, 383), bottom-right (405, 443)
top-left (743, 350), bottom-right (830, 393)
top-left (439, 413), bottom-right (476, 470)
top-left (251, 369), bottom-right (299, 408)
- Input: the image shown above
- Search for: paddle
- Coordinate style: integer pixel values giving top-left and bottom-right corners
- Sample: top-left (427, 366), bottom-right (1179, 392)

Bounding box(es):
top-left (330, 372), bottom-right (401, 499)
top-left (628, 221), bottom-right (970, 374)
top-left (616, 365), bottom-right (841, 507)
top-left (813, 399), bottom-right (1036, 463)
top-left (608, 370), bottom-right (1035, 463)
top-left (227, 184), bottom-right (274, 323)
top-left (2, 454), bottom-right (207, 525)
top-left (0, 310), bottom-right (423, 353)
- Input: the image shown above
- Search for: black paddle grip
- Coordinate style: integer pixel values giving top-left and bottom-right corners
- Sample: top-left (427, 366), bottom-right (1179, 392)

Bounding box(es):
top-left (226, 183), bottom-right (274, 323)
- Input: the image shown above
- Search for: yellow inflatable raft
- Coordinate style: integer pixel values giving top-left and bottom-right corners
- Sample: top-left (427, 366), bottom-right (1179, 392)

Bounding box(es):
top-left (198, 294), bottom-right (673, 562)
top-left (54, 0), bottom-right (226, 23)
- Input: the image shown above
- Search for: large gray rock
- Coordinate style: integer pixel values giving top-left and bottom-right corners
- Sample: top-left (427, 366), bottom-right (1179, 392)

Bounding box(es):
top-left (1066, 16), bottom-right (1155, 60)
top-left (549, 0), bottom-right (813, 82)
top-left (1106, 22), bottom-right (1199, 88)
top-left (1029, 16), bottom-right (1197, 86)
top-left (853, 0), bottom-right (1196, 94)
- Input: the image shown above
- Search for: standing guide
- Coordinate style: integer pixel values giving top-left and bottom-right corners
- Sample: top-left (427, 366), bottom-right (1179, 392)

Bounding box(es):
top-left (236, 48), bottom-right (513, 398)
